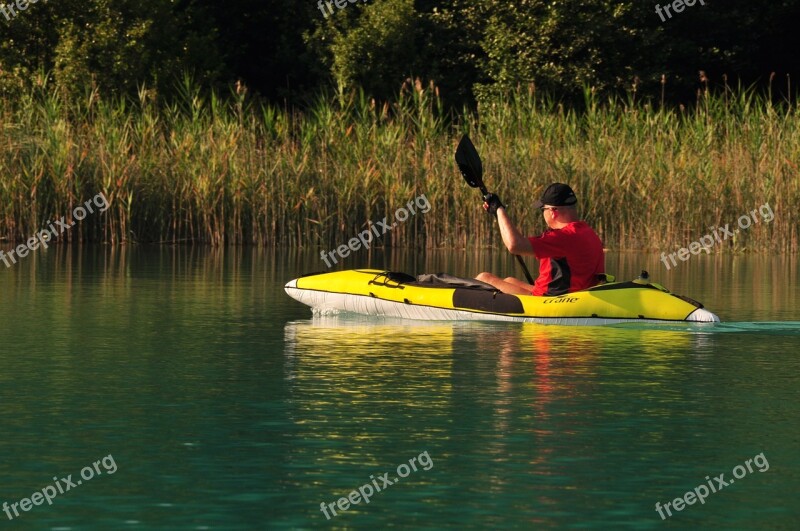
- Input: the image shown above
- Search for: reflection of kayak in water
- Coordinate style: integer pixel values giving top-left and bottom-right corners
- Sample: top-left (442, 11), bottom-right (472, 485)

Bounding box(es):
top-left (285, 270), bottom-right (720, 325)
top-left (282, 317), bottom-right (457, 383)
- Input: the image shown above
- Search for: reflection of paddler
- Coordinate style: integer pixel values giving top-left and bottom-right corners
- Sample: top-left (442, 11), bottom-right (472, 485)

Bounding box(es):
top-left (476, 324), bottom-right (605, 470)
top-left (488, 325), bottom-right (694, 471)
top-left (504, 325), bottom-right (604, 404)
top-left (491, 324), bottom-right (697, 410)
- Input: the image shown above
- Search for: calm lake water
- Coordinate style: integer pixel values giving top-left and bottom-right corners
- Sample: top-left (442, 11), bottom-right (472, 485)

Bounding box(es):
top-left (1, 246), bottom-right (798, 529)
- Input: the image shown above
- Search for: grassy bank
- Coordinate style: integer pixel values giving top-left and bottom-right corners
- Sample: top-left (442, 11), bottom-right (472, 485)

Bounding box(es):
top-left (0, 80), bottom-right (797, 251)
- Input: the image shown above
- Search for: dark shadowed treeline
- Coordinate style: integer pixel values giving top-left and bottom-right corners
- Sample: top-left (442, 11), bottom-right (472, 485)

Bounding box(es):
top-left (1, 0), bottom-right (799, 106)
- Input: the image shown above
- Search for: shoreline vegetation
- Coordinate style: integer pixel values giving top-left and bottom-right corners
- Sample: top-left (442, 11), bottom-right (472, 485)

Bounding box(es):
top-left (0, 79), bottom-right (797, 252)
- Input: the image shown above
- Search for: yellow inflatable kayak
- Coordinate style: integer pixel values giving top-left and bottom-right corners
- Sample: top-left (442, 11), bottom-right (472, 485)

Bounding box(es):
top-left (284, 270), bottom-right (720, 325)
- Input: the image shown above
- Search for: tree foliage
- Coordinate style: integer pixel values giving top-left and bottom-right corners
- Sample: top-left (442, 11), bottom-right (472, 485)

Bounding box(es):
top-left (0, 0), bottom-right (798, 106)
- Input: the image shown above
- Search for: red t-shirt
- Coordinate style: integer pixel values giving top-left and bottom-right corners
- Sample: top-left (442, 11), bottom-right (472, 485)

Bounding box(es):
top-left (527, 221), bottom-right (604, 296)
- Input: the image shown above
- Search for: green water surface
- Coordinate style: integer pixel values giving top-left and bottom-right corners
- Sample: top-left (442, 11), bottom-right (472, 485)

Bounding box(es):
top-left (1, 247), bottom-right (798, 529)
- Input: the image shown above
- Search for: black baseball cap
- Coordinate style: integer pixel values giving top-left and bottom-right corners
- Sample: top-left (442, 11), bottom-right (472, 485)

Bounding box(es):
top-left (533, 183), bottom-right (578, 208)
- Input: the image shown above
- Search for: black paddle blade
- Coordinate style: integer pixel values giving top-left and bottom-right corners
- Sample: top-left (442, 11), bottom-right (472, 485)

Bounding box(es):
top-left (455, 134), bottom-right (486, 194)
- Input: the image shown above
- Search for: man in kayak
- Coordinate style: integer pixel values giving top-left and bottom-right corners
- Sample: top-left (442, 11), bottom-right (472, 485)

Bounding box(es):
top-left (475, 183), bottom-right (605, 296)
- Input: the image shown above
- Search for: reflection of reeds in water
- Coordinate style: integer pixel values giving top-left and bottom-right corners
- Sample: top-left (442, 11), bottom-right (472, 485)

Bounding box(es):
top-left (0, 80), bottom-right (796, 251)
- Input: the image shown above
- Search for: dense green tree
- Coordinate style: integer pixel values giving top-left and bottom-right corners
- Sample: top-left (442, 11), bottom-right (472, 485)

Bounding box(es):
top-left (1, 0), bottom-right (798, 106)
top-left (0, 0), bottom-right (222, 99)
top-left (306, 0), bottom-right (418, 100)
top-left (310, 0), bottom-right (800, 106)
top-left (195, 0), bottom-right (324, 102)
top-left (471, 0), bottom-right (800, 104)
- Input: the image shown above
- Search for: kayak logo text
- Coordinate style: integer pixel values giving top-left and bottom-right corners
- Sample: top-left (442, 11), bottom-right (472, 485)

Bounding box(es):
top-left (654, 452), bottom-right (768, 520)
top-left (660, 203), bottom-right (774, 270)
top-left (543, 297), bottom-right (578, 304)
top-left (319, 451), bottom-right (433, 520)
top-left (320, 194), bottom-right (430, 268)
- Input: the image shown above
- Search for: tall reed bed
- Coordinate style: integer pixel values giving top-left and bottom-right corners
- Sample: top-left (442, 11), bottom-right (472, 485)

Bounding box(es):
top-left (0, 80), bottom-right (797, 251)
